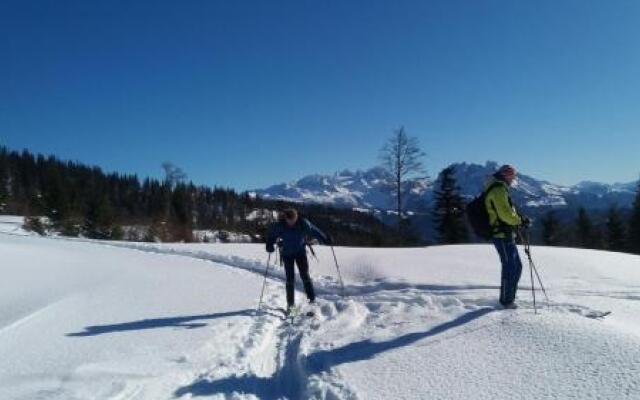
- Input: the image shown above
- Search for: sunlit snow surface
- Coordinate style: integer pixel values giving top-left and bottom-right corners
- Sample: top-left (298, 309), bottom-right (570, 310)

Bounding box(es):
top-left (1, 217), bottom-right (639, 399)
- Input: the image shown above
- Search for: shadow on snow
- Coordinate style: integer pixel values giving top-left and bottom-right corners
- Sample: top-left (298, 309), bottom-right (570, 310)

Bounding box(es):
top-left (304, 307), bottom-right (494, 374)
top-left (343, 281), bottom-right (500, 297)
top-left (66, 309), bottom-right (256, 337)
top-left (174, 307), bottom-right (494, 399)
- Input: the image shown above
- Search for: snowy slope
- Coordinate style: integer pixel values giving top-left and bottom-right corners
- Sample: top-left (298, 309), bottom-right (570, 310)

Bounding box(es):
top-left (254, 161), bottom-right (637, 212)
top-left (1, 220), bottom-right (640, 399)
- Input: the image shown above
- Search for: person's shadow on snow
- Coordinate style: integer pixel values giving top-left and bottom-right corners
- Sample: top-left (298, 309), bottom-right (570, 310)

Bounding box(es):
top-left (174, 307), bottom-right (495, 399)
top-left (66, 309), bottom-right (258, 337)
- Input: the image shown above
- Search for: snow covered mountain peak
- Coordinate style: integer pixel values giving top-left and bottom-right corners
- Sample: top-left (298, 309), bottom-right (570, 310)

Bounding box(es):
top-left (256, 162), bottom-right (637, 212)
top-left (254, 166), bottom-right (428, 209)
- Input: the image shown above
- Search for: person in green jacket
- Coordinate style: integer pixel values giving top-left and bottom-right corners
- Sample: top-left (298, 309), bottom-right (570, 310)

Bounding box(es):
top-left (484, 164), bottom-right (530, 308)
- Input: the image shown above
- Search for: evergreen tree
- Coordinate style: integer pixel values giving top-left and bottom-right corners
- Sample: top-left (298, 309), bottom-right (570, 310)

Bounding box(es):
top-left (432, 166), bottom-right (469, 244)
top-left (628, 179), bottom-right (640, 254)
top-left (592, 226), bottom-right (606, 250)
top-left (575, 207), bottom-right (595, 248)
top-left (397, 217), bottom-right (422, 246)
top-left (42, 166), bottom-right (70, 227)
top-left (146, 218), bottom-right (170, 242)
top-left (541, 210), bottom-right (563, 246)
top-left (0, 146), bottom-right (405, 246)
top-left (606, 205), bottom-right (626, 252)
top-left (0, 156), bottom-right (8, 213)
top-left (60, 213), bottom-right (84, 237)
top-left (23, 216), bottom-right (46, 235)
top-left (85, 196), bottom-right (122, 239)
top-left (169, 183), bottom-right (194, 242)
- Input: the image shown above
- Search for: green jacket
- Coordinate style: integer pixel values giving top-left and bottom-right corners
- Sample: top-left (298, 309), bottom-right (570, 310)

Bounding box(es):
top-left (484, 178), bottom-right (522, 239)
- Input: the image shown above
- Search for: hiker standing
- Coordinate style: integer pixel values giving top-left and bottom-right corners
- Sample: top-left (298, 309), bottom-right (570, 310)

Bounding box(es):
top-left (485, 165), bottom-right (530, 308)
top-left (266, 209), bottom-right (331, 313)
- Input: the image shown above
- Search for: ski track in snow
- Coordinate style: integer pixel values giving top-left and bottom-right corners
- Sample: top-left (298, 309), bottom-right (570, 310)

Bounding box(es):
top-left (0, 301), bottom-right (62, 336)
top-left (1, 230), bottom-right (639, 400)
top-left (83, 238), bottom-right (624, 399)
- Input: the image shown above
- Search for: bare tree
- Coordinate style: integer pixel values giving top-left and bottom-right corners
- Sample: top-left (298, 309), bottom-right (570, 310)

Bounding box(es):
top-left (379, 126), bottom-right (426, 228)
top-left (161, 162), bottom-right (187, 188)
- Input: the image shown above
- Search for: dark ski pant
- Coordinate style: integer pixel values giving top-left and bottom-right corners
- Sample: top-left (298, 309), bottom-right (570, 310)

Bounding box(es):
top-left (493, 238), bottom-right (523, 306)
top-left (283, 252), bottom-right (315, 307)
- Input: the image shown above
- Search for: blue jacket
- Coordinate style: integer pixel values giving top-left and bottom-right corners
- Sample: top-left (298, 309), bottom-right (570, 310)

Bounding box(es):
top-left (266, 218), bottom-right (329, 257)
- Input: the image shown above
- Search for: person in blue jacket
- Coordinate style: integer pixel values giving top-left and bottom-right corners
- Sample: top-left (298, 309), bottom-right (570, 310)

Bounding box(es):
top-left (266, 208), bottom-right (331, 312)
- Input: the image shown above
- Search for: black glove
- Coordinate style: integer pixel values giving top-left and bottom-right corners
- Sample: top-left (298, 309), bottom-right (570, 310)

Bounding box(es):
top-left (266, 243), bottom-right (275, 253)
top-left (520, 215), bottom-right (532, 228)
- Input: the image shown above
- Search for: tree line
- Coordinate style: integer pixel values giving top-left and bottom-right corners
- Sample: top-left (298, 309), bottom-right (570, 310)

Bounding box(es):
top-left (0, 147), bottom-right (403, 246)
top-left (2, 142), bottom-right (638, 254)
top-left (431, 165), bottom-right (640, 255)
top-left (535, 204), bottom-right (640, 254)
top-left (378, 127), bottom-right (639, 254)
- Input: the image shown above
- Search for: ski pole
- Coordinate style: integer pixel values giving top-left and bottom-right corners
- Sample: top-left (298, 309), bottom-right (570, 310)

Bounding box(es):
top-left (517, 228), bottom-right (537, 313)
top-left (528, 247), bottom-right (537, 314)
top-left (523, 229), bottom-right (550, 303)
top-left (307, 243), bottom-right (319, 263)
top-left (531, 261), bottom-right (549, 302)
top-left (330, 245), bottom-right (346, 297)
top-left (257, 253), bottom-right (272, 311)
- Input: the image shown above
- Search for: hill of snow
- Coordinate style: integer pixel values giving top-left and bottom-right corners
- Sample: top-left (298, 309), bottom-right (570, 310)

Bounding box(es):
top-left (1, 217), bottom-right (639, 399)
top-left (254, 161), bottom-right (637, 213)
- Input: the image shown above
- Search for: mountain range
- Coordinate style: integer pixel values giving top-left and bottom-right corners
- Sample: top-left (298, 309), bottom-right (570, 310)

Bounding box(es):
top-left (253, 161), bottom-right (638, 214)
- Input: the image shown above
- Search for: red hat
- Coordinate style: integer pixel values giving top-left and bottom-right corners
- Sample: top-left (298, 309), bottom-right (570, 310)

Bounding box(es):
top-left (497, 164), bottom-right (517, 179)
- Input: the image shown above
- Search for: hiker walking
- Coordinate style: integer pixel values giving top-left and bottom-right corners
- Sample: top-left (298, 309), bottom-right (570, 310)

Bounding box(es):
top-left (266, 209), bottom-right (331, 314)
top-left (484, 165), bottom-right (530, 309)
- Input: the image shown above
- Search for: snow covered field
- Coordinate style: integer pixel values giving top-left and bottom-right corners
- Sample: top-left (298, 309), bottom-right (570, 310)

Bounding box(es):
top-left (1, 217), bottom-right (639, 399)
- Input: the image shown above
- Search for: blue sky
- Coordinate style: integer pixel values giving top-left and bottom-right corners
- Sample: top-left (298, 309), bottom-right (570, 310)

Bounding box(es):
top-left (1, 0), bottom-right (639, 190)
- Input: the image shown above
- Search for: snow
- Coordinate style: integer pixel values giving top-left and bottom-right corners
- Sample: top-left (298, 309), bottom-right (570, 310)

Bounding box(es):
top-left (0, 216), bottom-right (32, 236)
top-left (192, 230), bottom-right (253, 243)
top-left (255, 162), bottom-right (638, 213)
top-left (1, 216), bottom-right (639, 399)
